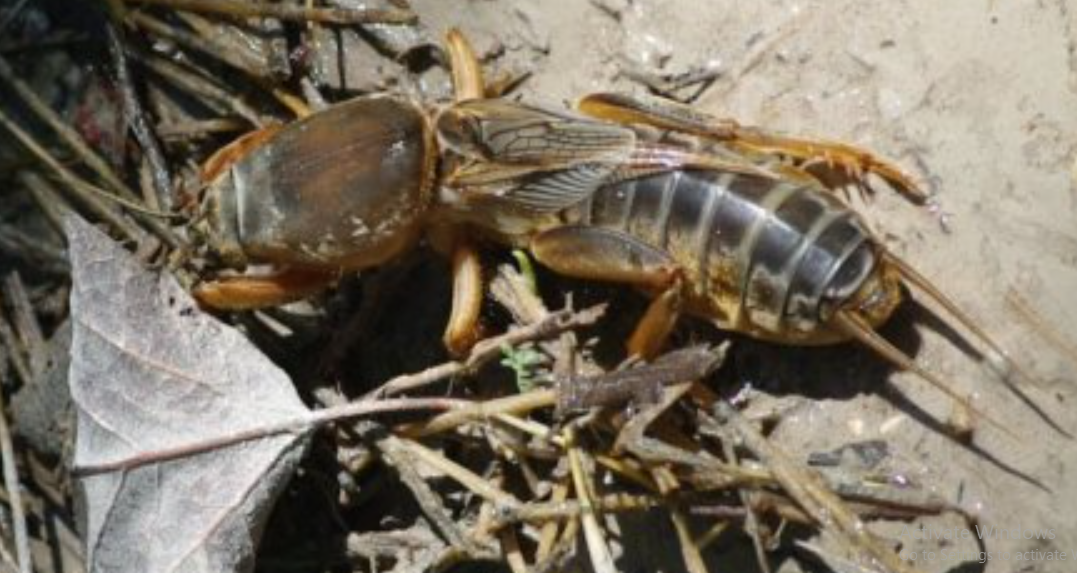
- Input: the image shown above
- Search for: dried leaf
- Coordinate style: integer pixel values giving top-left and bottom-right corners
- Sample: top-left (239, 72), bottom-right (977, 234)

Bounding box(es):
top-left (66, 217), bottom-right (312, 573)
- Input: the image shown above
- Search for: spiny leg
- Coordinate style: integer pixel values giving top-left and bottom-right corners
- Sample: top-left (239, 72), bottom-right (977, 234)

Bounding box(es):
top-left (577, 92), bottom-right (928, 205)
top-left (193, 268), bottom-right (338, 310)
top-left (530, 225), bottom-right (685, 359)
top-left (194, 125), bottom-right (321, 310)
top-left (730, 132), bottom-right (927, 205)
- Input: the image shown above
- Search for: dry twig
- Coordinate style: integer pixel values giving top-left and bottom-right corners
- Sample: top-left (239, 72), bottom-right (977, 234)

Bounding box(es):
top-left (133, 50), bottom-right (266, 126)
top-left (565, 427), bottom-right (617, 573)
top-left (107, 24), bottom-right (173, 211)
top-left (710, 401), bottom-right (922, 573)
top-left (121, 0), bottom-right (417, 25)
top-left (128, 12), bottom-right (312, 117)
top-left (74, 304), bottom-right (606, 475)
top-left (369, 304), bottom-right (606, 398)
top-left (0, 356), bottom-right (31, 573)
top-left (128, 12), bottom-right (274, 81)
top-left (16, 171), bottom-right (74, 237)
top-left (0, 55), bottom-right (179, 246)
top-left (0, 107), bottom-right (149, 246)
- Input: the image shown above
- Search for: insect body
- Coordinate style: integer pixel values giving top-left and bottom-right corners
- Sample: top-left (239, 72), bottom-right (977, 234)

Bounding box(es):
top-left (190, 31), bottom-right (1059, 437)
top-left (433, 96), bottom-right (1056, 434)
top-left (434, 99), bottom-right (904, 353)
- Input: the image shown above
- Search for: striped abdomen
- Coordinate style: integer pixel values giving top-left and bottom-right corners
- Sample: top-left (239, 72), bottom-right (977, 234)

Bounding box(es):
top-left (573, 170), bottom-right (878, 342)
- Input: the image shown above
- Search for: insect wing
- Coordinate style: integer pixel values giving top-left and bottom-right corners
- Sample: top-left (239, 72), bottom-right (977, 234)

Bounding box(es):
top-left (443, 100), bottom-right (637, 212)
top-left (466, 100), bottom-right (636, 165)
top-left (450, 161), bottom-right (622, 213)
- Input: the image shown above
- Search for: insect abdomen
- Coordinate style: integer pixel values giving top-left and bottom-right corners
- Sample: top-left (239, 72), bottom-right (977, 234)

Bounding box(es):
top-left (579, 170), bottom-right (874, 339)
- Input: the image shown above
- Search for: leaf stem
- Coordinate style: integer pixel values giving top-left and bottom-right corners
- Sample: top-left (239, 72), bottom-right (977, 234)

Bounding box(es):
top-left (73, 397), bottom-right (465, 476)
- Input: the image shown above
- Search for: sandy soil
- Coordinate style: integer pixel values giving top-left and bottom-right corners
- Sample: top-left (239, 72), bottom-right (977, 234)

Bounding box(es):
top-left (404, 1), bottom-right (1077, 572)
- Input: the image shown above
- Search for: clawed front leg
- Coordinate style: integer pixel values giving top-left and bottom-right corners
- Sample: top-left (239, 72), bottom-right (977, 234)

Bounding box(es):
top-left (193, 268), bottom-right (339, 310)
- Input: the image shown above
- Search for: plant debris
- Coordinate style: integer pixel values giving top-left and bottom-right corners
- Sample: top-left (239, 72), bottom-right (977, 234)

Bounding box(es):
top-left (68, 216), bottom-right (312, 573)
top-left (0, 2), bottom-right (1072, 573)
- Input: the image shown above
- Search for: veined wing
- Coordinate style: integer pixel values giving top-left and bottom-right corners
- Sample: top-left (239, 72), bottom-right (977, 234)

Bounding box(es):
top-left (439, 99), bottom-right (637, 166)
top-left (438, 99), bottom-right (638, 212)
top-left (437, 99), bottom-right (779, 214)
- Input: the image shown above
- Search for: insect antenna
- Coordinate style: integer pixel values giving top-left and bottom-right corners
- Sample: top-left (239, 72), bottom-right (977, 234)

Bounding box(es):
top-left (833, 310), bottom-right (1018, 441)
top-left (883, 252), bottom-right (1072, 438)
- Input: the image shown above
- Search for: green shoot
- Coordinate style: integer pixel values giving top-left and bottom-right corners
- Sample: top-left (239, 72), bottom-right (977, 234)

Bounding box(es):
top-left (499, 343), bottom-right (548, 393)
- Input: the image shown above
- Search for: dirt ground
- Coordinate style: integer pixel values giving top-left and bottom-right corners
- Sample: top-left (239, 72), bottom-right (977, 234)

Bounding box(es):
top-left (406, 1), bottom-right (1077, 572)
top-left (3, 1), bottom-right (1075, 572)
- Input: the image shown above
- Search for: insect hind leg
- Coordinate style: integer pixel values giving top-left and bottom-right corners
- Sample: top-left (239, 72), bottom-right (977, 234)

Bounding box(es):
top-left (530, 225), bottom-right (685, 359)
top-left (577, 92), bottom-right (929, 205)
